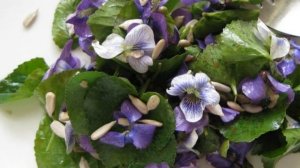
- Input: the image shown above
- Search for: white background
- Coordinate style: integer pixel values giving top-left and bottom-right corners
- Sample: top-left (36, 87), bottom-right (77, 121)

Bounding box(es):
top-left (0, 0), bottom-right (300, 167)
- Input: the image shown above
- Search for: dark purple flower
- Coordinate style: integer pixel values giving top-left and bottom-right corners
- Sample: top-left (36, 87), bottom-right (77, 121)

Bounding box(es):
top-left (65, 122), bottom-right (75, 154)
top-left (221, 108), bottom-right (239, 123)
top-left (175, 152), bottom-right (199, 168)
top-left (77, 0), bottom-right (105, 11)
top-left (78, 135), bottom-right (99, 158)
top-left (174, 106), bottom-right (209, 133)
top-left (181, 0), bottom-right (200, 5)
top-left (100, 100), bottom-right (157, 149)
top-left (145, 162), bottom-right (170, 168)
top-left (43, 40), bottom-right (81, 79)
top-left (207, 142), bottom-right (252, 168)
top-left (171, 8), bottom-right (193, 26)
top-left (276, 58), bottom-right (296, 77)
top-left (150, 12), bottom-right (169, 41)
top-left (197, 34), bottom-right (215, 49)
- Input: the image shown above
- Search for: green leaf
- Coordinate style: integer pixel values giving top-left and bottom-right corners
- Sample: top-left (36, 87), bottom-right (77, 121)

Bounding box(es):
top-left (65, 71), bottom-right (107, 135)
top-left (35, 70), bottom-right (78, 119)
top-left (261, 129), bottom-right (300, 168)
top-left (165, 0), bottom-right (180, 12)
top-left (194, 127), bottom-right (221, 154)
top-left (230, 0), bottom-right (263, 4)
top-left (220, 140), bottom-right (230, 158)
top-left (0, 58), bottom-right (48, 104)
top-left (84, 81), bottom-right (176, 167)
top-left (88, 0), bottom-right (139, 42)
top-left (191, 44), bottom-right (235, 85)
top-left (193, 9), bottom-right (260, 39)
top-left (287, 94), bottom-right (300, 121)
top-left (219, 20), bottom-right (270, 62)
top-left (220, 97), bottom-right (287, 142)
top-left (35, 116), bottom-right (79, 168)
top-left (52, 0), bottom-right (80, 48)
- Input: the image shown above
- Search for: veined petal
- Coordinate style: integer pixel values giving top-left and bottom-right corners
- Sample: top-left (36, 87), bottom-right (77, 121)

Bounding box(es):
top-left (221, 108), bottom-right (239, 123)
top-left (100, 131), bottom-right (126, 148)
top-left (180, 94), bottom-right (204, 123)
top-left (65, 122), bottom-right (75, 154)
top-left (120, 100), bottom-right (142, 123)
top-left (92, 34), bottom-right (125, 59)
top-left (167, 73), bottom-right (195, 96)
top-left (128, 124), bottom-right (156, 149)
top-left (79, 36), bottom-right (96, 57)
top-left (119, 19), bottom-right (142, 31)
top-left (267, 74), bottom-right (295, 103)
top-left (66, 15), bottom-right (91, 38)
top-left (151, 12), bottom-right (169, 42)
top-left (124, 24), bottom-right (155, 55)
top-left (127, 55), bottom-right (153, 73)
top-left (175, 107), bottom-right (208, 132)
top-left (276, 58), bottom-right (296, 77)
top-left (77, 0), bottom-right (105, 10)
top-left (240, 76), bottom-right (267, 103)
top-left (194, 72), bottom-right (211, 90)
top-left (182, 129), bottom-right (198, 149)
top-left (270, 35), bottom-right (290, 59)
top-left (255, 19), bottom-right (272, 44)
top-left (200, 86), bottom-right (220, 106)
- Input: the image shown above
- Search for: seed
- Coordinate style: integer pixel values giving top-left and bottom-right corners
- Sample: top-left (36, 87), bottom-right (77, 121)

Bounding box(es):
top-left (242, 104), bottom-right (263, 113)
top-left (147, 95), bottom-right (160, 111)
top-left (91, 121), bottom-right (116, 140)
top-left (139, 0), bottom-right (149, 6)
top-left (79, 157), bottom-right (90, 168)
top-left (158, 6), bottom-right (168, 14)
top-left (152, 39), bottom-right (166, 60)
top-left (206, 104), bottom-right (224, 116)
top-left (237, 94), bottom-right (252, 104)
top-left (186, 30), bottom-right (194, 43)
top-left (227, 101), bottom-right (244, 112)
top-left (118, 118), bottom-right (130, 126)
top-left (59, 112), bottom-right (70, 122)
top-left (23, 9), bottom-right (38, 28)
top-left (185, 55), bottom-right (194, 62)
top-left (50, 120), bottom-right (66, 139)
top-left (80, 81), bottom-right (88, 88)
top-left (119, 19), bottom-right (142, 30)
top-left (139, 119), bottom-right (163, 127)
top-left (178, 39), bottom-right (191, 47)
top-left (129, 95), bottom-right (148, 114)
top-left (174, 16), bottom-right (185, 27)
top-left (45, 92), bottom-right (56, 117)
top-left (211, 81), bottom-right (231, 93)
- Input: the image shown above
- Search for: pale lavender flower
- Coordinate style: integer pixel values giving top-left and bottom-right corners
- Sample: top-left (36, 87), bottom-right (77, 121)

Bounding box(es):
top-left (92, 24), bottom-right (155, 73)
top-left (167, 72), bottom-right (222, 123)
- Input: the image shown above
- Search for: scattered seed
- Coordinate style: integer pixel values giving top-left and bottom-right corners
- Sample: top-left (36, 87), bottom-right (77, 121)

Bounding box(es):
top-left (206, 104), bottom-right (224, 116)
top-left (237, 94), bottom-right (252, 104)
top-left (129, 95), bottom-right (148, 114)
top-left (211, 81), bottom-right (231, 93)
top-left (152, 39), bottom-right (166, 60)
top-left (119, 19), bottom-right (143, 30)
top-left (80, 80), bottom-right (88, 88)
top-left (45, 92), bottom-right (56, 117)
top-left (118, 118), bottom-right (130, 126)
top-left (174, 16), bottom-right (185, 27)
top-left (23, 9), bottom-right (38, 28)
top-left (59, 112), bottom-right (70, 122)
top-left (139, 119), bottom-right (163, 127)
top-left (227, 101), bottom-right (244, 112)
top-left (79, 157), bottom-right (90, 168)
top-left (178, 39), bottom-right (191, 47)
top-left (139, 0), bottom-right (149, 6)
top-left (91, 121), bottom-right (116, 140)
top-left (158, 6), bottom-right (167, 13)
top-left (50, 120), bottom-right (66, 139)
top-left (242, 104), bottom-right (263, 113)
top-left (147, 95), bottom-right (160, 111)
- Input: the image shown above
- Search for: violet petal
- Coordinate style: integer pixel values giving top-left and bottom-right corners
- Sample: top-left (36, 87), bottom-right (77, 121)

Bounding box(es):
top-left (204, 34), bottom-right (215, 46)
top-left (221, 108), bottom-right (239, 123)
top-left (167, 73), bottom-right (195, 97)
top-left (229, 142), bottom-right (252, 165)
top-left (150, 12), bottom-right (169, 42)
top-left (270, 35), bottom-right (290, 60)
top-left (276, 58), bottom-right (296, 77)
top-left (175, 106), bottom-right (208, 132)
top-left (128, 124), bottom-right (156, 149)
top-left (181, 0), bottom-right (201, 5)
top-left (180, 94), bottom-right (204, 123)
top-left (65, 122), bottom-right (75, 154)
top-left (120, 100), bottom-right (142, 123)
top-left (78, 135), bottom-right (97, 154)
top-left (145, 162), bottom-right (170, 168)
top-left (206, 154), bottom-right (233, 168)
top-left (267, 74), bottom-right (295, 103)
top-left (175, 152), bottom-right (198, 168)
top-left (92, 34), bottom-right (125, 59)
top-left (240, 75), bottom-right (267, 104)
top-left (79, 36), bottom-right (96, 57)
top-left (127, 55), bottom-right (153, 73)
top-left (293, 49), bottom-right (300, 64)
top-left (66, 15), bottom-right (91, 38)
top-left (200, 85), bottom-right (220, 106)
top-left (100, 131), bottom-right (126, 148)
top-left (171, 8), bottom-right (193, 25)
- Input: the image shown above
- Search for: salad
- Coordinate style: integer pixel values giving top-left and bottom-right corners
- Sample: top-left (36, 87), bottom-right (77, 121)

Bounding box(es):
top-left (1, 0), bottom-right (300, 168)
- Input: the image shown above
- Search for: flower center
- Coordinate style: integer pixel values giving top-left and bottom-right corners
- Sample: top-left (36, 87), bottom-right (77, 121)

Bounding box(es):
top-left (186, 88), bottom-right (200, 98)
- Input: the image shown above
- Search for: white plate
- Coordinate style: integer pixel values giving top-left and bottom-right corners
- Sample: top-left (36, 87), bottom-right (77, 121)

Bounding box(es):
top-left (0, 0), bottom-right (299, 167)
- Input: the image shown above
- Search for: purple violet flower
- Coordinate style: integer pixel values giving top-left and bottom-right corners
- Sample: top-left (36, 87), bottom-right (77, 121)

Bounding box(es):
top-left (175, 151), bottom-right (199, 168)
top-left (92, 24), bottom-right (155, 73)
top-left (167, 72), bottom-right (222, 123)
top-left (78, 135), bottom-right (99, 158)
top-left (206, 142), bottom-right (252, 168)
top-left (65, 121), bottom-right (75, 154)
top-left (99, 100), bottom-right (157, 149)
top-left (43, 40), bottom-right (81, 79)
top-left (196, 34), bottom-right (215, 49)
top-left (239, 72), bottom-right (295, 104)
top-left (221, 108), bottom-right (239, 123)
top-left (171, 8), bottom-right (193, 26)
